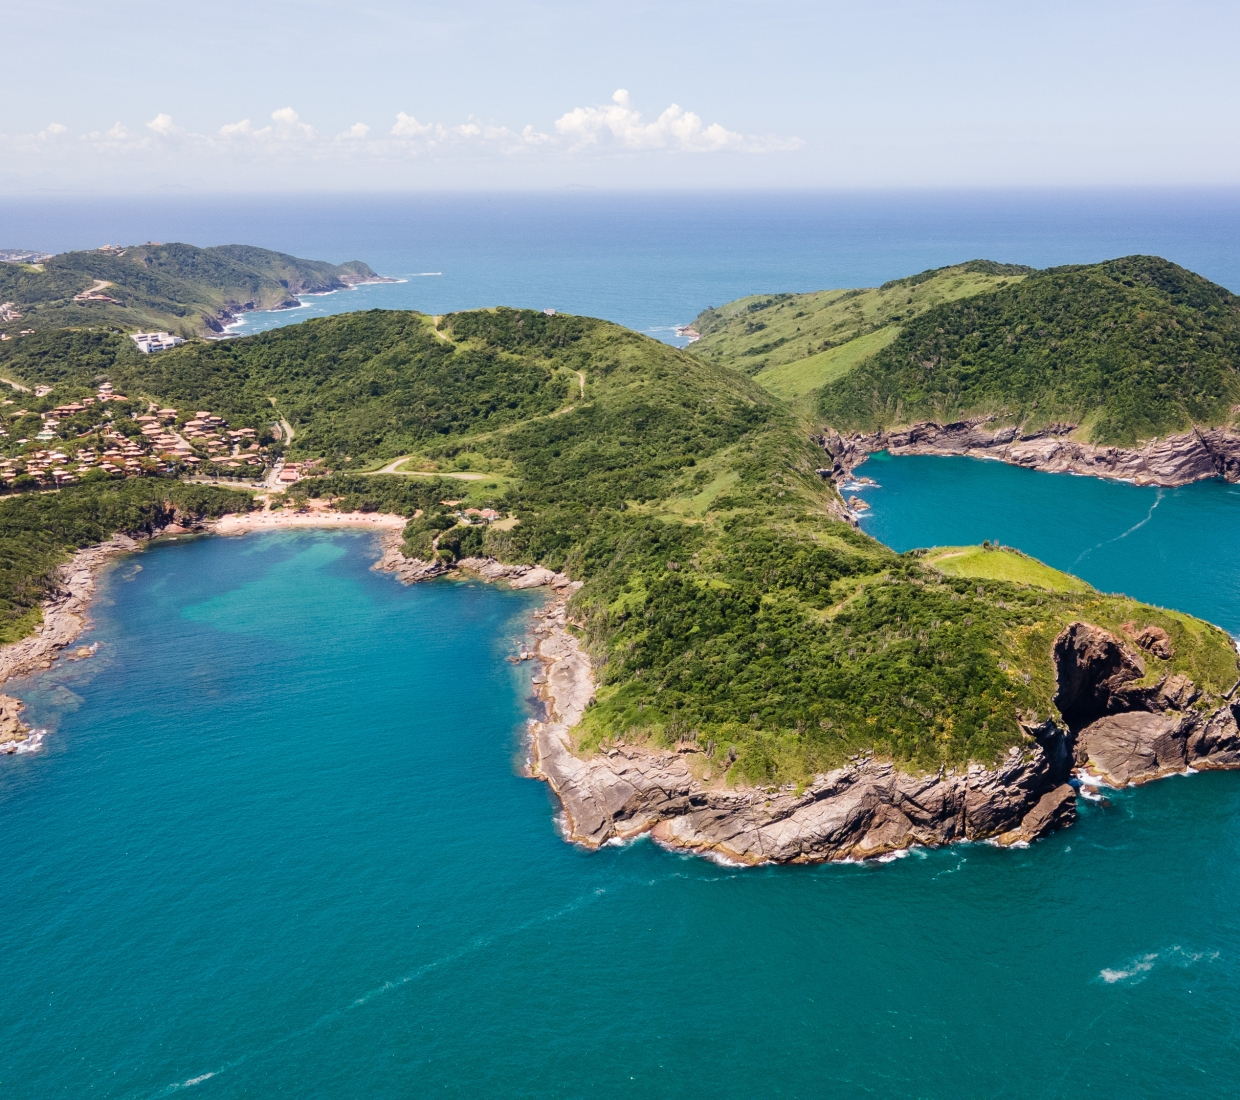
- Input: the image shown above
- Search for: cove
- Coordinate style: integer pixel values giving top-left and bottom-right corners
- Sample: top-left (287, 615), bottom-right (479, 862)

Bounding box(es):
top-left (854, 451), bottom-right (1240, 637)
top-left (3, 529), bottom-right (1240, 1097)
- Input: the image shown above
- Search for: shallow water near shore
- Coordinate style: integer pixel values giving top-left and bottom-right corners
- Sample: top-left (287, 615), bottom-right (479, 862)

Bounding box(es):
top-left (3, 528), bottom-right (1240, 1097)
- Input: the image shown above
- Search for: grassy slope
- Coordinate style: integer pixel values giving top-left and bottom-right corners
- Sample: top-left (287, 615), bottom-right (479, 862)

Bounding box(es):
top-left (925, 546), bottom-right (1092, 592)
top-left (689, 262), bottom-right (1031, 383)
top-left (6, 307), bottom-right (1236, 784)
top-left (754, 326), bottom-right (901, 401)
top-left (0, 243), bottom-right (382, 337)
top-left (817, 256), bottom-right (1240, 446)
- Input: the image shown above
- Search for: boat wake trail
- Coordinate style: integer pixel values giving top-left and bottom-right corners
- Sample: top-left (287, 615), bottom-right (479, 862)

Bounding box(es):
top-left (1073, 490), bottom-right (1164, 568)
top-left (137, 889), bottom-right (608, 1099)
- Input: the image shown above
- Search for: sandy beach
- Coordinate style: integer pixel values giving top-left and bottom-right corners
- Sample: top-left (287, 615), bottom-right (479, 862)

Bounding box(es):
top-left (210, 510), bottom-right (408, 536)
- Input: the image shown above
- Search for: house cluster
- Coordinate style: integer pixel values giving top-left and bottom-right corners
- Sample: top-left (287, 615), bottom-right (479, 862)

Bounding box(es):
top-left (134, 408), bottom-right (263, 472)
top-left (0, 380), bottom-right (269, 488)
top-left (461, 507), bottom-right (500, 523)
top-left (131, 332), bottom-right (185, 354)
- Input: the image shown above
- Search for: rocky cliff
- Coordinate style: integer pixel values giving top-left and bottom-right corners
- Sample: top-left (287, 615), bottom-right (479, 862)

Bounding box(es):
top-left (819, 420), bottom-right (1240, 487)
top-left (530, 611), bottom-right (1240, 864)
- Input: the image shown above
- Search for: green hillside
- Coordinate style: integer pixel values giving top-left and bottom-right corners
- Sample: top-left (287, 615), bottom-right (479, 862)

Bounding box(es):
top-left (689, 261), bottom-right (1032, 395)
top-left (4, 307), bottom-right (1235, 785)
top-left (0, 242), bottom-right (387, 337)
top-left (816, 256), bottom-right (1240, 445)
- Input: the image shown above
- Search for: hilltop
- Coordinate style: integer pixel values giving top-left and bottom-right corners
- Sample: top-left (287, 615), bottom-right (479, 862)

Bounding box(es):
top-left (689, 261), bottom-right (1033, 400)
top-left (816, 256), bottom-right (1240, 446)
top-left (3, 307), bottom-right (1235, 804)
top-left (0, 242), bottom-right (390, 337)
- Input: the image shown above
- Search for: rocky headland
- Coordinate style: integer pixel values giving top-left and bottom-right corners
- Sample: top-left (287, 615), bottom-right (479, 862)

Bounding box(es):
top-left (529, 611), bottom-right (1240, 864)
top-left (819, 420), bottom-right (1240, 488)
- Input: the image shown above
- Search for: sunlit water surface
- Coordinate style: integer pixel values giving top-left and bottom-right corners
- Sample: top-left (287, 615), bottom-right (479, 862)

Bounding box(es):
top-left (2, 523), bottom-right (1239, 1098)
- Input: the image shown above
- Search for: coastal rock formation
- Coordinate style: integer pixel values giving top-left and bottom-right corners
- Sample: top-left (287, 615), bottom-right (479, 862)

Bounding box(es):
top-left (530, 613), bottom-right (1240, 864)
top-left (371, 543), bottom-right (582, 593)
top-left (1052, 620), bottom-right (1240, 786)
top-left (820, 420), bottom-right (1240, 488)
top-left (533, 714), bottom-right (1078, 863)
top-left (0, 693), bottom-right (30, 752)
top-left (0, 535), bottom-right (140, 687)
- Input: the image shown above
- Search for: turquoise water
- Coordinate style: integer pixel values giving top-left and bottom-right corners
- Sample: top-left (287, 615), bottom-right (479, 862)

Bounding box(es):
top-left (854, 452), bottom-right (1240, 636)
top-left (4, 527), bottom-right (1240, 1097)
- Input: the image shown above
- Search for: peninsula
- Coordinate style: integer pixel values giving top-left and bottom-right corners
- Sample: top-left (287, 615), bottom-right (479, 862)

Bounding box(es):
top-left (2, 259), bottom-right (1238, 862)
top-left (692, 256), bottom-right (1240, 487)
top-left (0, 241), bottom-right (393, 337)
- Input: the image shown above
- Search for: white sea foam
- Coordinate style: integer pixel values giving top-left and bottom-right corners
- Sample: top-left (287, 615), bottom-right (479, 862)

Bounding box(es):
top-left (5, 728), bottom-right (47, 755)
top-left (1101, 953), bottom-right (1158, 983)
top-left (1099, 945), bottom-right (1219, 985)
top-left (1074, 490), bottom-right (1164, 568)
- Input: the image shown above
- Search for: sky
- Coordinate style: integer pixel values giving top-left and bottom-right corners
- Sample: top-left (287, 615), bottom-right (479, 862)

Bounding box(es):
top-left (4, 0), bottom-right (1239, 193)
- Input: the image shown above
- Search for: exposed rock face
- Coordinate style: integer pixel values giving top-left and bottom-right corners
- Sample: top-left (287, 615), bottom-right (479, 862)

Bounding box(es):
top-left (0, 535), bottom-right (140, 688)
top-left (1050, 620), bottom-right (1240, 786)
top-left (531, 615), bottom-right (1240, 864)
top-left (1053, 622), bottom-right (1146, 727)
top-left (820, 420), bottom-right (1240, 488)
top-left (534, 721), bottom-right (1078, 863)
top-left (1135, 625), bottom-right (1174, 660)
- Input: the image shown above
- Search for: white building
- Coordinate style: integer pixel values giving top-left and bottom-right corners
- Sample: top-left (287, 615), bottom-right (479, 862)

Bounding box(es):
top-left (131, 332), bottom-right (185, 354)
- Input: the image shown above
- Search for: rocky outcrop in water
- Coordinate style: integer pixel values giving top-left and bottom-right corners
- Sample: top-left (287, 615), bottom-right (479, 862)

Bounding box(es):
top-left (819, 420), bottom-right (1240, 487)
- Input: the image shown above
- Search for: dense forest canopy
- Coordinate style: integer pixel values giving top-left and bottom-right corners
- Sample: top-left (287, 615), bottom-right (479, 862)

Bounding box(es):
top-left (814, 256), bottom-right (1240, 444)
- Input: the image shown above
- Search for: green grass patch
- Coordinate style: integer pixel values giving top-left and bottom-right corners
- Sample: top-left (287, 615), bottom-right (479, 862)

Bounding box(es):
top-left (924, 546), bottom-right (1093, 593)
top-left (754, 326), bottom-right (901, 399)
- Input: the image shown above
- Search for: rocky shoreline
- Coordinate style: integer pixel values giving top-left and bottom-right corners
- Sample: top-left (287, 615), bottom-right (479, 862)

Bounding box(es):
top-left (8, 519), bottom-right (1239, 867)
top-left (528, 613), bottom-right (1240, 865)
top-left (819, 420), bottom-right (1240, 488)
top-left (0, 535), bottom-right (141, 753)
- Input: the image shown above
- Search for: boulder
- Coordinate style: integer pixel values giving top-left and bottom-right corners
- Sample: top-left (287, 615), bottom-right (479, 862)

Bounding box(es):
top-left (1134, 625), bottom-right (1174, 659)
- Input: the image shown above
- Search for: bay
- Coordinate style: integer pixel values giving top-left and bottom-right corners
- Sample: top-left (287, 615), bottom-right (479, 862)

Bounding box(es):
top-left (2, 528), bottom-right (1238, 1098)
top-left (854, 452), bottom-right (1240, 637)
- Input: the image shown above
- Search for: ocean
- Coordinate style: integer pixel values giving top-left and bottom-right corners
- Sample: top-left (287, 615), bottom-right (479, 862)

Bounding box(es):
top-left (3, 192), bottom-right (1240, 1096)
top-left (2, 523), bottom-right (1238, 1098)
top-left (5, 189), bottom-right (1240, 345)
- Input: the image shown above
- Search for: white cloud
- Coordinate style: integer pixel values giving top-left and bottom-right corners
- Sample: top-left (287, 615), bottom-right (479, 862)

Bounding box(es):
top-left (555, 89), bottom-right (739, 152)
top-left (554, 89), bottom-right (800, 153)
top-left (391, 112), bottom-right (439, 139)
top-left (220, 118), bottom-right (267, 138)
top-left (146, 113), bottom-right (176, 136)
top-left (2, 94), bottom-right (795, 172)
top-left (270, 107), bottom-right (316, 139)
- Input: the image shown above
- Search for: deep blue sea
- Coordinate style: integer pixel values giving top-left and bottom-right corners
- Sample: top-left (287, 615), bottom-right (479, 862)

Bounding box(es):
top-left (4, 193), bottom-right (1240, 1096)
top-left (5, 189), bottom-right (1240, 345)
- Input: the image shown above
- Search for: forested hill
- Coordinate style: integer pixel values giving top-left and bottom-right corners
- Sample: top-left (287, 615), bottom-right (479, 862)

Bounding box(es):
top-left (687, 261), bottom-right (1032, 400)
top-left (816, 256), bottom-right (1240, 445)
top-left (5, 306), bottom-right (1235, 785)
top-left (0, 242), bottom-right (388, 337)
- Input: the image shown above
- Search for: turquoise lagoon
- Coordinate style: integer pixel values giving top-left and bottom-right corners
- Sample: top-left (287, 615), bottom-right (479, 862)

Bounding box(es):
top-left (3, 469), bottom-right (1240, 1096)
